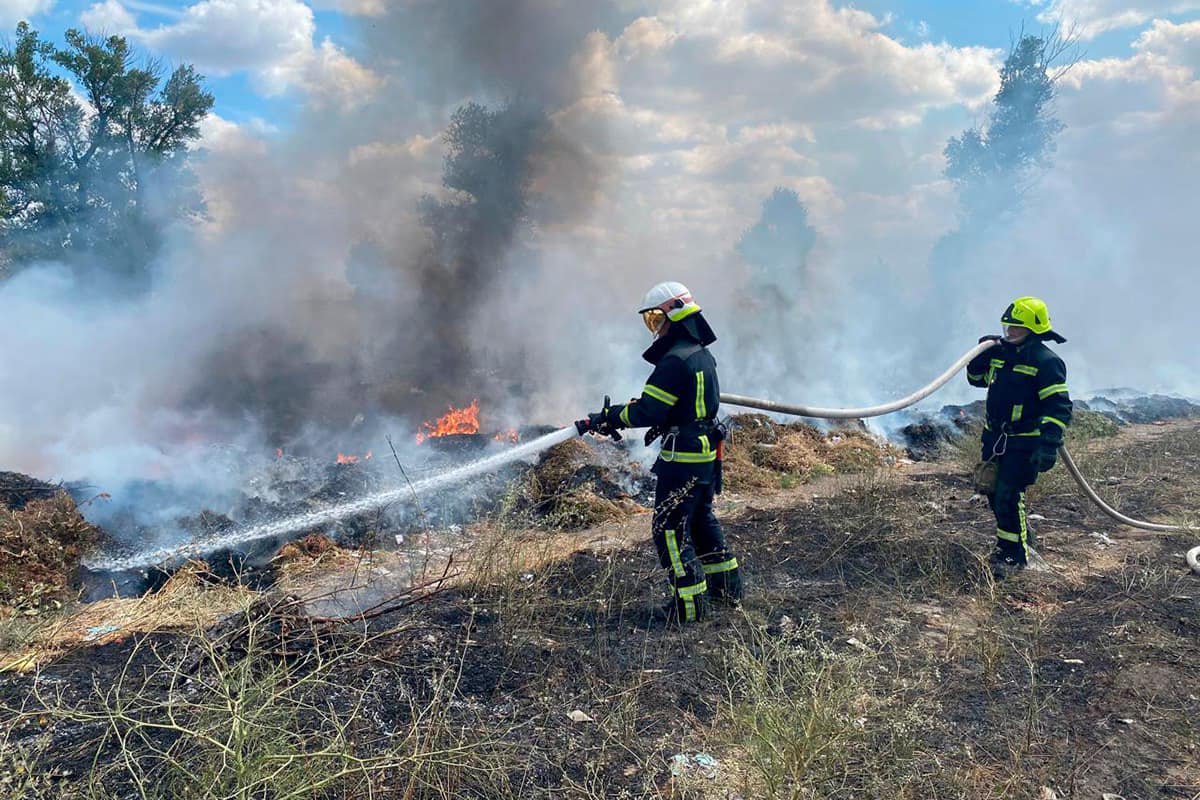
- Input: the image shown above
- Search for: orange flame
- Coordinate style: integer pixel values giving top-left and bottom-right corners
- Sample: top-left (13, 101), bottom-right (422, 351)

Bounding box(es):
top-left (416, 400), bottom-right (481, 444)
top-left (493, 428), bottom-right (520, 444)
top-left (336, 451), bottom-right (372, 464)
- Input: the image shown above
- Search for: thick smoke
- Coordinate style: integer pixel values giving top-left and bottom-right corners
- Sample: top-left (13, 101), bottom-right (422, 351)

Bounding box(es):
top-left (0, 0), bottom-right (633, 542)
top-left (1, 4), bottom-right (1196, 549)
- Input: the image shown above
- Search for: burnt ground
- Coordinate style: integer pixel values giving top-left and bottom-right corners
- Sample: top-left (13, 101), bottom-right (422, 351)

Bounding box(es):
top-left (1, 423), bottom-right (1198, 799)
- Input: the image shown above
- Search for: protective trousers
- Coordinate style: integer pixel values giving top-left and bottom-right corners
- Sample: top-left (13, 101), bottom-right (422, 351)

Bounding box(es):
top-left (987, 452), bottom-right (1038, 564)
top-left (652, 475), bottom-right (740, 622)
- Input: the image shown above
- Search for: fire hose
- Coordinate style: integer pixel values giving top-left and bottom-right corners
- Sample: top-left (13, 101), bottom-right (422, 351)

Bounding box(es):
top-left (718, 341), bottom-right (1200, 576)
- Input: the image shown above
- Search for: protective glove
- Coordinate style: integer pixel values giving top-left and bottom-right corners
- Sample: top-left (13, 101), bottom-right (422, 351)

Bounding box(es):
top-left (573, 412), bottom-right (604, 435)
top-left (1031, 444), bottom-right (1059, 473)
top-left (978, 334), bottom-right (1003, 344)
top-left (574, 396), bottom-right (622, 440)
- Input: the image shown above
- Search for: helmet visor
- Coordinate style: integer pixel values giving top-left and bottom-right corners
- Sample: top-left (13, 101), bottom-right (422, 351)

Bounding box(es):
top-left (642, 309), bottom-right (667, 335)
top-left (1003, 324), bottom-right (1030, 343)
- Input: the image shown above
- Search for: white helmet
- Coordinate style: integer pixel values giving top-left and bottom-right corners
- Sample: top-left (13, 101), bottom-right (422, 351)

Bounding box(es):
top-left (639, 281), bottom-right (701, 319)
top-left (638, 281), bottom-right (701, 335)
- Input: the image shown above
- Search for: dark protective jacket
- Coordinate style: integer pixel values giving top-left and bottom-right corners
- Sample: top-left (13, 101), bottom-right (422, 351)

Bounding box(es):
top-left (605, 315), bottom-right (721, 483)
top-left (967, 337), bottom-right (1073, 452)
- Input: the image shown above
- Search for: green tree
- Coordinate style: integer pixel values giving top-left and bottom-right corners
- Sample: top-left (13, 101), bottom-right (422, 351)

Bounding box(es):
top-left (944, 30), bottom-right (1075, 222)
top-left (736, 187), bottom-right (817, 292)
top-left (732, 187), bottom-right (821, 384)
top-left (398, 99), bottom-right (547, 390)
top-left (0, 23), bottom-right (213, 285)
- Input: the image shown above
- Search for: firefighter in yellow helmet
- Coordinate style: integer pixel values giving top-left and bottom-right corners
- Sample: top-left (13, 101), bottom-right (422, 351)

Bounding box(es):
top-left (967, 297), bottom-right (1073, 573)
top-left (576, 281), bottom-right (741, 624)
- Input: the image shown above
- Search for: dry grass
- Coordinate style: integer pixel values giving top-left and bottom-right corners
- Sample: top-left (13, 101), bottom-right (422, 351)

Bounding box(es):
top-left (2, 599), bottom-right (516, 800)
top-left (723, 415), bottom-right (894, 492)
top-left (711, 618), bottom-right (947, 799)
top-left (0, 566), bottom-right (256, 674)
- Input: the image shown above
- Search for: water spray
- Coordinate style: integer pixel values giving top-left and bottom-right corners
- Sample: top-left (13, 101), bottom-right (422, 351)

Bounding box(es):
top-left (83, 426), bottom-right (580, 572)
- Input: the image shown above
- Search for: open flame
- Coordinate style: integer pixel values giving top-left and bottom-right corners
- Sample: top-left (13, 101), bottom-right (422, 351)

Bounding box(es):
top-left (336, 451), bottom-right (372, 464)
top-left (416, 400), bottom-right (481, 444)
top-left (493, 429), bottom-right (520, 444)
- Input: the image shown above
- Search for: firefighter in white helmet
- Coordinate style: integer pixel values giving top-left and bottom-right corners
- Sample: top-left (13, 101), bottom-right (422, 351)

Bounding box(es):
top-left (577, 281), bottom-right (742, 623)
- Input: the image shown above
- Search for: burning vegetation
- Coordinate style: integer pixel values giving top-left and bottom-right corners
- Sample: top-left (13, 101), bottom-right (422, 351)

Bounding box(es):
top-left (1, 5), bottom-right (1197, 796)
top-left (416, 400), bottom-right (483, 444)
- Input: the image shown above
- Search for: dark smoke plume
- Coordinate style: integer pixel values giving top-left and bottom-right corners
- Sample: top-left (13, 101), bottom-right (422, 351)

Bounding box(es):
top-left (0, 0), bottom-right (626, 545)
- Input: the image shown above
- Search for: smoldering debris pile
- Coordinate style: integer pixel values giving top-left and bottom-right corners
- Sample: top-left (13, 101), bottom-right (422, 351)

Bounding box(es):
top-left (77, 442), bottom-right (542, 602)
top-left (0, 478), bottom-right (101, 614)
top-left (506, 437), bottom-right (655, 530)
top-left (0, 471), bottom-right (62, 510)
top-left (900, 392), bottom-right (1200, 460)
top-left (14, 426), bottom-right (650, 604)
top-left (722, 414), bottom-right (898, 490)
top-left (1081, 391), bottom-right (1200, 425)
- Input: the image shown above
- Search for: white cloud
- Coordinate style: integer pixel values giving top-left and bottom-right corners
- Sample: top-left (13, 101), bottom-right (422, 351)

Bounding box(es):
top-left (308, 0), bottom-right (383, 16)
top-left (195, 113), bottom-right (277, 154)
top-left (138, 0), bottom-right (316, 75)
top-left (613, 1), bottom-right (1000, 130)
top-left (556, 0), bottom-right (1002, 271)
top-left (80, 0), bottom-right (136, 32)
top-left (1031, 0), bottom-right (1200, 38)
top-left (0, 0), bottom-right (53, 25)
top-left (1055, 18), bottom-right (1200, 117)
top-left (80, 0), bottom-right (381, 108)
top-left (256, 36), bottom-right (382, 107)
top-left (1135, 17), bottom-right (1200, 72)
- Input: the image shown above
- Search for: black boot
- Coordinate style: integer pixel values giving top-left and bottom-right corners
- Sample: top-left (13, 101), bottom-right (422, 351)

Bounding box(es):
top-left (640, 583), bottom-right (710, 627)
top-left (988, 547), bottom-right (1025, 579)
top-left (705, 566), bottom-right (743, 606)
top-left (700, 554), bottom-right (743, 606)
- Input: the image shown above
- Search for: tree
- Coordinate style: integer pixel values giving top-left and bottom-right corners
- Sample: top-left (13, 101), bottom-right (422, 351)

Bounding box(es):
top-left (923, 27), bottom-right (1078, 355)
top-left (736, 187), bottom-right (817, 297)
top-left (419, 100), bottom-right (546, 277)
top-left (401, 99), bottom-right (547, 388)
top-left (943, 29), bottom-right (1076, 223)
top-left (732, 187), bottom-right (820, 385)
top-left (0, 23), bottom-right (213, 285)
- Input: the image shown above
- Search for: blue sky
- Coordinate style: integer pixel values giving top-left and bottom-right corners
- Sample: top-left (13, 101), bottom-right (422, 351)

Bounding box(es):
top-left (860, 0), bottom-right (1199, 58)
top-left (7, 0), bottom-right (366, 128)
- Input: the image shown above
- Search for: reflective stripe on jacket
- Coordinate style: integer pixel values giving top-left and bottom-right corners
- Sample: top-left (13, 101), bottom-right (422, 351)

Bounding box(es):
top-left (607, 333), bottom-right (721, 479)
top-left (967, 338), bottom-right (1073, 450)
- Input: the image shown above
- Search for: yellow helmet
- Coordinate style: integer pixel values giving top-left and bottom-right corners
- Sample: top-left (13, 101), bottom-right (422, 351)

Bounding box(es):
top-left (1001, 296), bottom-right (1065, 342)
top-left (1001, 296), bottom-right (1052, 334)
